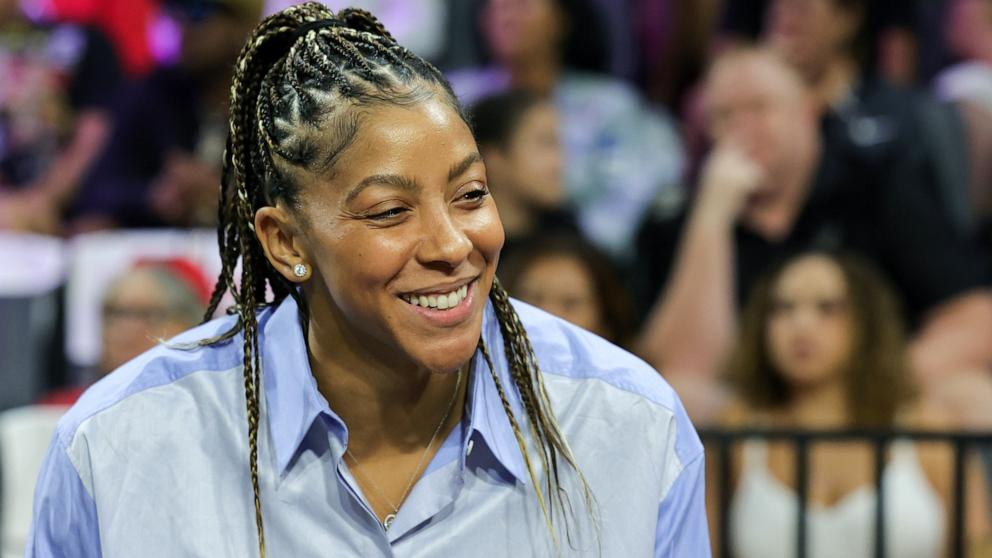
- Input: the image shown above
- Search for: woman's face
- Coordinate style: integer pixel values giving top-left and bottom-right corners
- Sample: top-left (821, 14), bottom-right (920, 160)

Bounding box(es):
top-left (514, 253), bottom-right (604, 336)
top-left (289, 97), bottom-right (504, 374)
top-left (503, 102), bottom-right (564, 208)
top-left (765, 255), bottom-right (853, 389)
top-left (483, 0), bottom-right (565, 64)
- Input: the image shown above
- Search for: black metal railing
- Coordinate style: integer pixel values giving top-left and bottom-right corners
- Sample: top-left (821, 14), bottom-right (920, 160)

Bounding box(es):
top-left (700, 428), bottom-right (992, 558)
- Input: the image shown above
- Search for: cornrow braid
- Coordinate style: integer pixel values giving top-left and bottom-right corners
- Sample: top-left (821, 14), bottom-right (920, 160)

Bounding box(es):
top-left (204, 5), bottom-right (594, 556)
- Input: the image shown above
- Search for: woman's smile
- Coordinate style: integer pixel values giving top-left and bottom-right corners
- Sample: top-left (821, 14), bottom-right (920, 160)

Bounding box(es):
top-left (399, 277), bottom-right (479, 328)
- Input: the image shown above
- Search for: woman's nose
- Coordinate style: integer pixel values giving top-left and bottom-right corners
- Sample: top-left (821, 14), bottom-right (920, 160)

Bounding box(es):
top-left (417, 209), bottom-right (472, 268)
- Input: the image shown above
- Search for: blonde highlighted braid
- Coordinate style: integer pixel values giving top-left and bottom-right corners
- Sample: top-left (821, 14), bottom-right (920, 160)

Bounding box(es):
top-left (204, 5), bottom-right (594, 556)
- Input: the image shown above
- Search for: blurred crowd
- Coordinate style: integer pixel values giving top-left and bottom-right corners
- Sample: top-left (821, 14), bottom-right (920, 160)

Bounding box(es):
top-left (3, 0), bottom-right (992, 554)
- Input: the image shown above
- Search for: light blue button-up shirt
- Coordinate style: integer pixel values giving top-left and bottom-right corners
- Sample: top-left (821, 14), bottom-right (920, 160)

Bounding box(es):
top-left (27, 296), bottom-right (709, 557)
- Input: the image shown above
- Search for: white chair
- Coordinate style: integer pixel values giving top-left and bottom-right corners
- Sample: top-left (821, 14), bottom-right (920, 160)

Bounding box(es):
top-left (0, 405), bottom-right (69, 558)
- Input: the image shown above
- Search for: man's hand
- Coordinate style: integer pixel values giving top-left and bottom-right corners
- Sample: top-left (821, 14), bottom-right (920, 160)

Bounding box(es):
top-left (694, 143), bottom-right (765, 227)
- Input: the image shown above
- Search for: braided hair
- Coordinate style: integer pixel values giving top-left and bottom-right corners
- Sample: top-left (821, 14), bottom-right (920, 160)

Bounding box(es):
top-left (204, 4), bottom-right (594, 556)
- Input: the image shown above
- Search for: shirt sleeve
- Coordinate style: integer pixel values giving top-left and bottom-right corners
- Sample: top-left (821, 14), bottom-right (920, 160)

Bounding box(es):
top-left (654, 452), bottom-right (710, 557)
top-left (25, 433), bottom-right (102, 557)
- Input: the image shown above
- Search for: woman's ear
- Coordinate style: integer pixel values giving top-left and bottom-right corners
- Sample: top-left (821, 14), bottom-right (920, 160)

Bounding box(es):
top-left (254, 205), bottom-right (312, 282)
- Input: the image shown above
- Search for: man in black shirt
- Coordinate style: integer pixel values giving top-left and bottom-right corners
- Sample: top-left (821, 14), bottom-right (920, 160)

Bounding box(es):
top-left (636, 47), bottom-right (992, 423)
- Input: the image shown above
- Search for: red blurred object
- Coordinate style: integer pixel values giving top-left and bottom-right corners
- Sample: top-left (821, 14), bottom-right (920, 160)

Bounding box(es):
top-left (36, 385), bottom-right (86, 406)
top-left (48, 0), bottom-right (160, 77)
top-left (135, 257), bottom-right (214, 305)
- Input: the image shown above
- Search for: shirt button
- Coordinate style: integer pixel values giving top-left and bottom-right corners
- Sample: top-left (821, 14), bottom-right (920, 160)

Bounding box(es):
top-left (466, 439), bottom-right (475, 457)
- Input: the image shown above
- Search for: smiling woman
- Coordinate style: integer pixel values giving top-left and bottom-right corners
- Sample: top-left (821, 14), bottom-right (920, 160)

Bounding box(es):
top-left (26, 4), bottom-right (707, 557)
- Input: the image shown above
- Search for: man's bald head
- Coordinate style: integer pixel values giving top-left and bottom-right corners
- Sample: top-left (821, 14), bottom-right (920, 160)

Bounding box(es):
top-left (701, 47), bottom-right (818, 180)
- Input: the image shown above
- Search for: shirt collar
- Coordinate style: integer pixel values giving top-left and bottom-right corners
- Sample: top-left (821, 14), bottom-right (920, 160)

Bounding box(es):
top-left (260, 296), bottom-right (340, 476)
top-left (464, 301), bottom-right (530, 485)
top-left (260, 295), bottom-right (530, 484)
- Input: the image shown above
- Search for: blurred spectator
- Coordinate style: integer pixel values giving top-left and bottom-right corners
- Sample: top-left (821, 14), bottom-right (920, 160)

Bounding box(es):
top-left (470, 90), bottom-right (577, 261)
top-left (636, 48), bottom-right (992, 423)
top-left (69, 0), bottom-right (260, 230)
top-left (707, 251), bottom-right (989, 557)
top-left (0, 0), bottom-right (123, 234)
top-left (446, 0), bottom-right (685, 262)
top-left (767, 0), bottom-right (976, 237)
top-left (935, 0), bottom-right (992, 246)
top-left (704, 0), bottom-right (970, 238)
top-left (500, 232), bottom-right (635, 348)
top-left (39, 257), bottom-right (209, 404)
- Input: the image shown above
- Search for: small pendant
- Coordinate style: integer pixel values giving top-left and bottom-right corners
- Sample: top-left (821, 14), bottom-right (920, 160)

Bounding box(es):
top-left (383, 513), bottom-right (396, 530)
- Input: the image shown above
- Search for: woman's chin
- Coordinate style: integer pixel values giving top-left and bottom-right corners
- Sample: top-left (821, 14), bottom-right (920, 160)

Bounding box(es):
top-left (406, 335), bottom-right (480, 375)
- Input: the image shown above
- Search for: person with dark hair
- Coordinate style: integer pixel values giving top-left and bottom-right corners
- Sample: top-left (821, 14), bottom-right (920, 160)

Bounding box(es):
top-left (500, 232), bottom-right (636, 349)
top-left (447, 0), bottom-right (685, 261)
top-left (27, 5), bottom-right (707, 556)
top-left (470, 89), bottom-right (578, 260)
top-left (708, 251), bottom-right (989, 557)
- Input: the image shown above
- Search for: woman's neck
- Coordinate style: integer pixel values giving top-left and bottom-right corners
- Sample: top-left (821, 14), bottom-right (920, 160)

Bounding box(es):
top-left (303, 296), bottom-right (469, 454)
top-left (780, 378), bottom-right (849, 429)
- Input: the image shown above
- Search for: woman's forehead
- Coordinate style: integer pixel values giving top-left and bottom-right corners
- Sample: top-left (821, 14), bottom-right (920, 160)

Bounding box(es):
top-left (775, 256), bottom-right (847, 296)
top-left (323, 100), bottom-right (477, 184)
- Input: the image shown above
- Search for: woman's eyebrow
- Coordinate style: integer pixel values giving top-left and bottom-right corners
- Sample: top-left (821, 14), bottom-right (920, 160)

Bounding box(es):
top-left (345, 153), bottom-right (484, 204)
top-left (448, 152), bottom-right (483, 182)
top-left (345, 173), bottom-right (420, 204)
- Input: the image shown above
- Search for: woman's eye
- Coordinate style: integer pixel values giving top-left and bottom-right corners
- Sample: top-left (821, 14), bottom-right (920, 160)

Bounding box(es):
top-left (461, 187), bottom-right (489, 202)
top-left (367, 207), bottom-right (408, 221)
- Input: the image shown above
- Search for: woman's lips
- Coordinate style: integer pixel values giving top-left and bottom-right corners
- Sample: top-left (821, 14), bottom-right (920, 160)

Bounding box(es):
top-left (399, 280), bottom-right (476, 327)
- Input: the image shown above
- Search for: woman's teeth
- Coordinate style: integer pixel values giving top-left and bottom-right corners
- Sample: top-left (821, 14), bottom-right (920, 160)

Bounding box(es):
top-left (403, 285), bottom-right (468, 310)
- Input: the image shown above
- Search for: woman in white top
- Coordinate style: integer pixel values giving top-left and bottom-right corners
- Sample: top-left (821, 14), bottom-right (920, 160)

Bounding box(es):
top-left (707, 250), bottom-right (989, 557)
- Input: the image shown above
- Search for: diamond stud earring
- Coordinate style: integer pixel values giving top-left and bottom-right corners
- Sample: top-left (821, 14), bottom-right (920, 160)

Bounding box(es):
top-left (293, 263), bottom-right (308, 278)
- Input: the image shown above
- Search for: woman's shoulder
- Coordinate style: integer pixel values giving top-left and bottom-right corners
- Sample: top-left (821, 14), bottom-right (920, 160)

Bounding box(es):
top-left (511, 299), bottom-right (702, 455)
top-left (512, 298), bottom-right (660, 387)
top-left (57, 314), bottom-right (245, 447)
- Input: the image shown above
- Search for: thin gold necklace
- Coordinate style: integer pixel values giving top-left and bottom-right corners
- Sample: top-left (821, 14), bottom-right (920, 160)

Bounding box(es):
top-left (344, 367), bottom-right (463, 530)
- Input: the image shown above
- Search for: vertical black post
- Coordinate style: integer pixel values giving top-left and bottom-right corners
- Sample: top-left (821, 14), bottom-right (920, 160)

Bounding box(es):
top-left (718, 436), bottom-right (732, 558)
top-left (952, 439), bottom-right (967, 558)
top-left (796, 436), bottom-right (809, 558)
top-left (873, 437), bottom-right (887, 558)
